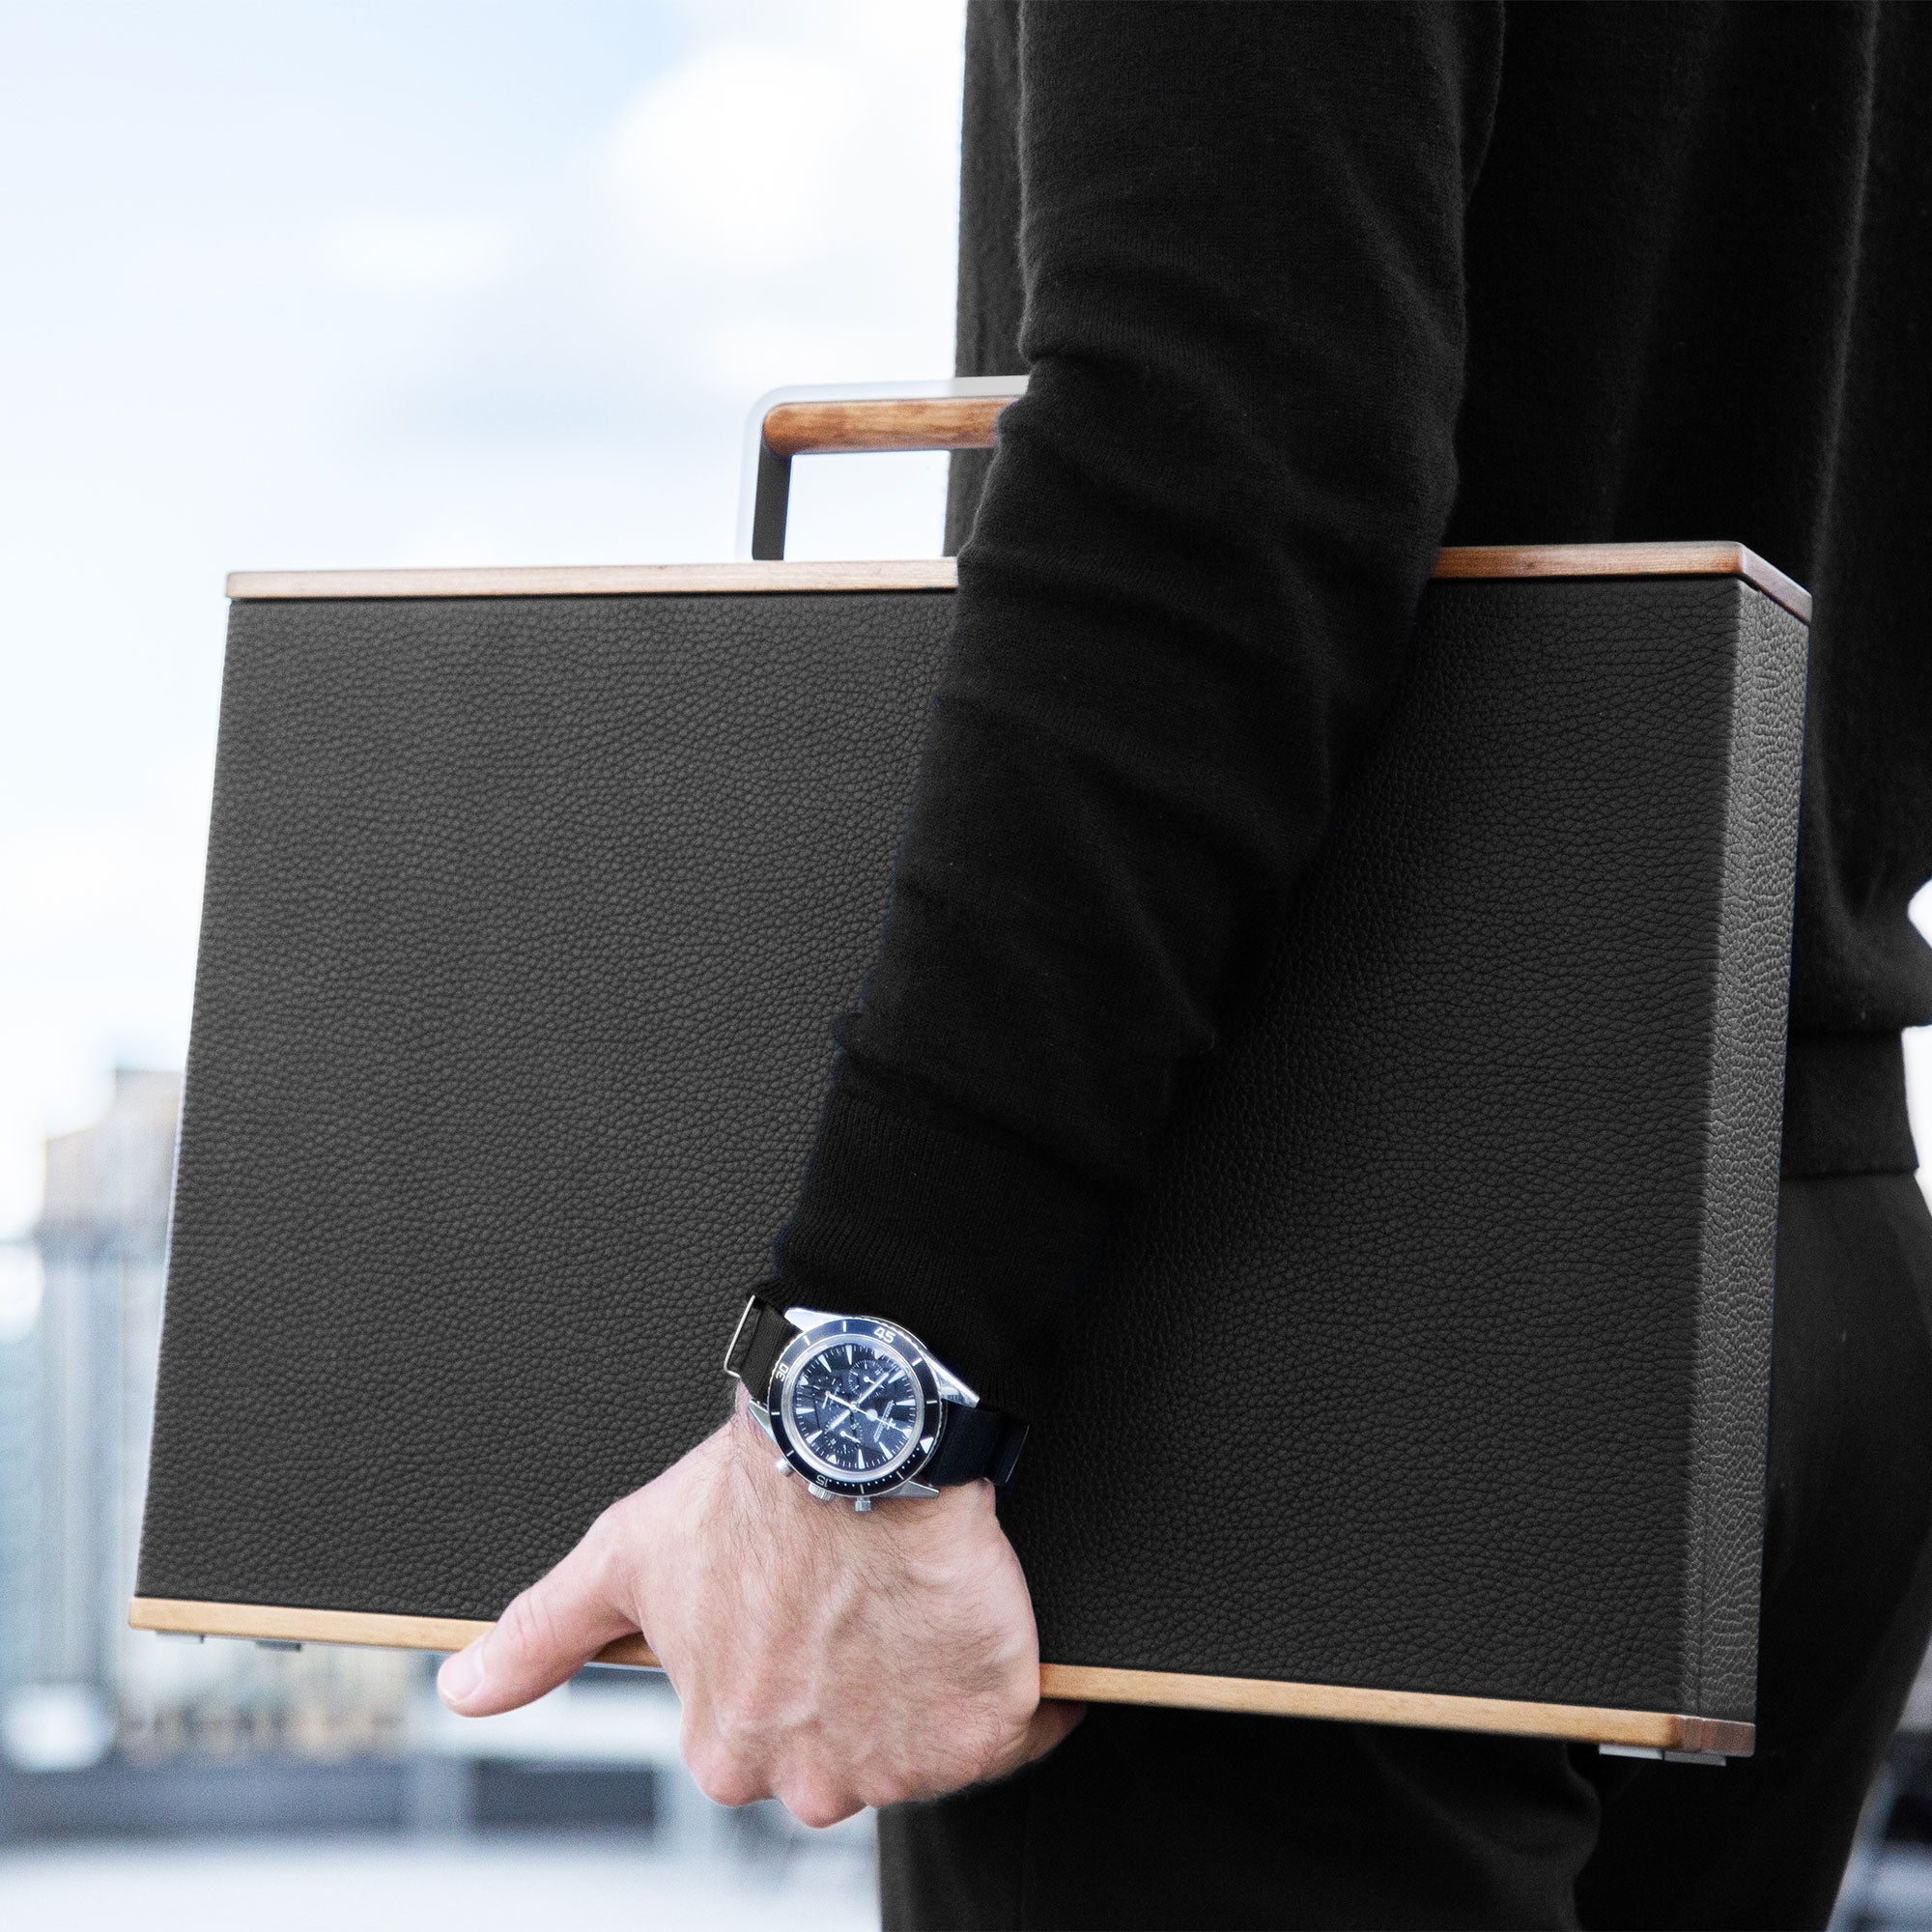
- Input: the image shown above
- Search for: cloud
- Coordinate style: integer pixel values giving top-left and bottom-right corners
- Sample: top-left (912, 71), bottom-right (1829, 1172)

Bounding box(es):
top-left (592, 1), bottom-right (962, 394)
top-left (313, 211), bottom-right (523, 298)
top-left (0, 755), bottom-right (211, 1236)
top-left (604, 43), bottom-right (862, 271)
top-left (1, 3), bottom-right (967, 1237)
top-left (0, 761), bottom-right (210, 941)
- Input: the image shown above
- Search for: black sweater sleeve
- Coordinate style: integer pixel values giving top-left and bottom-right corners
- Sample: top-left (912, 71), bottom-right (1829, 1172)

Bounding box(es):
top-left (770, 2), bottom-right (1504, 1419)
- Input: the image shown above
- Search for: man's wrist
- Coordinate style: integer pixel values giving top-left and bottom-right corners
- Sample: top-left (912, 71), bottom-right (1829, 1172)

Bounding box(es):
top-left (728, 1379), bottom-right (769, 1449)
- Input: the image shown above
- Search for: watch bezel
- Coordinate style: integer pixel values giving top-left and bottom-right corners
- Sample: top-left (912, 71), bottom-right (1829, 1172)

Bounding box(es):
top-left (769, 1317), bottom-right (945, 1497)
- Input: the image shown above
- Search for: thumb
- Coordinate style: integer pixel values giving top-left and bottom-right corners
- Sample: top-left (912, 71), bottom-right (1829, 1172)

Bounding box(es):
top-left (1022, 1697), bottom-right (1087, 1764)
top-left (439, 1510), bottom-right (643, 1717)
top-left (984, 1697), bottom-right (1086, 1782)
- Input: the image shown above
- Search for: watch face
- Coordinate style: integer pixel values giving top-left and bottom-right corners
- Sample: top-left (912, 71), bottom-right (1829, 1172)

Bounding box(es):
top-left (781, 1334), bottom-right (925, 1485)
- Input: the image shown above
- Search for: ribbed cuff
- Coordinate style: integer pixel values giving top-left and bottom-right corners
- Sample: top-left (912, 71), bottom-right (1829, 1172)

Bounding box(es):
top-left (1780, 1030), bottom-right (1919, 1178)
top-left (769, 1079), bottom-right (1117, 1421)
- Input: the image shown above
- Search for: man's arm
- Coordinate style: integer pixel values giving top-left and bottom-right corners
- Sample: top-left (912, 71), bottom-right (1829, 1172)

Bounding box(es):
top-left (441, 1), bottom-right (1503, 1817)
top-left (775, 0), bottom-right (1505, 1419)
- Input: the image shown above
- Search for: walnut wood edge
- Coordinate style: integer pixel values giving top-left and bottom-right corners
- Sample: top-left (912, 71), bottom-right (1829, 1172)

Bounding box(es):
top-left (762, 395), bottom-right (1008, 458)
top-left (225, 544), bottom-right (1806, 622)
top-left (126, 1599), bottom-right (1752, 1756)
top-left (224, 560), bottom-right (961, 601)
top-left (128, 1596), bottom-right (663, 1671)
top-left (1043, 1662), bottom-right (1752, 1757)
top-left (1434, 542), bottom-right (1810, 624)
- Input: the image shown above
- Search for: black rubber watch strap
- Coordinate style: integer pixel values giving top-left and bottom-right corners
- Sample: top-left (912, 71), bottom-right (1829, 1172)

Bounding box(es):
top-left (925, 1403), bottom-right (1031, 1490)
top-left (724, 1293), bottom-right (797, 1401)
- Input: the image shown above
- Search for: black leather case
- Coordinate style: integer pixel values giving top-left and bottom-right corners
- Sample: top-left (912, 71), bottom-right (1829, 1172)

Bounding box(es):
top-left (135, 556), bottom-right (1806, 1751)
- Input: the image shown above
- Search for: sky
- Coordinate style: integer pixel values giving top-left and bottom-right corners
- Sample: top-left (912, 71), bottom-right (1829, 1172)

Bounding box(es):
top-left (0, 0), bottom-right (969, 1237)
top-left (3, 1), bottom-right (1929, 1246)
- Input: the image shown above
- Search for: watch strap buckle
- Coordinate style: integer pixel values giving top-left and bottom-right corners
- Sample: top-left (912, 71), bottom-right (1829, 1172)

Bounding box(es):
top-left (723, 1289), bottom-right (798, 1399)
top-left (722, 1296), bottom-right (760, 1378)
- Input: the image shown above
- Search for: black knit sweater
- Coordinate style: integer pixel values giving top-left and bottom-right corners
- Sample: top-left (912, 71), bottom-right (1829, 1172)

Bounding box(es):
top-left (772, 1), bottom-right (1932, 1420)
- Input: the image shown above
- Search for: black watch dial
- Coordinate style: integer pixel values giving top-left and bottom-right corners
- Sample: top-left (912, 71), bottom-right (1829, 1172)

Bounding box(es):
top-left (781, 1335), bottom-right (924, 1484)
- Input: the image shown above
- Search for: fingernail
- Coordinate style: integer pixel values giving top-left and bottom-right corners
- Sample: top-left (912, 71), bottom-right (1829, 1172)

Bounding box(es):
top-left (438, 1638), bottom-right (487, 1709)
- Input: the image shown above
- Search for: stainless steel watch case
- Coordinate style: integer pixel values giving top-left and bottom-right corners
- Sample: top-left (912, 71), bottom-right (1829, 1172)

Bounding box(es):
top-left (750, 1305), bottom-right (981, 1511)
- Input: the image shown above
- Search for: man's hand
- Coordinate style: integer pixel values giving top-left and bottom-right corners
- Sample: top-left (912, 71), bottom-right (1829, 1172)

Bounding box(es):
top-left (436, 1401), bottom-right (1082, 1826)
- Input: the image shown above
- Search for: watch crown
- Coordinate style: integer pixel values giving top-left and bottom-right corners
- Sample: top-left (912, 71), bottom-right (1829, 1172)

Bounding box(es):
top-left (807, 1482), bottom-right (832, 1502)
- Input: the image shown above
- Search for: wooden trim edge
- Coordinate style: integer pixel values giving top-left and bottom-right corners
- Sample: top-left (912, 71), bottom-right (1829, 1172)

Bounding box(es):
top-left (224, 560), bottom-right (960, 602)
top-left (762, 396), bottom-right (1007, 459)
top-left (224, 544), bottom-right (1807, 623)
top-left (128, 1598), bottom-right (1752, 1756)
top-left (1041, 1662), bottom-right (1752, 1756)
top-left (1433, 542), bottom-right (1810, 624)
top-left (128, 1596), bottom-right (661, 1671)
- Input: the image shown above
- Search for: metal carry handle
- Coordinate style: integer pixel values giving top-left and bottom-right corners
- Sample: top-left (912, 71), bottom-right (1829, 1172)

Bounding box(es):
top-left (741, 378), bottom-right (1028, 560)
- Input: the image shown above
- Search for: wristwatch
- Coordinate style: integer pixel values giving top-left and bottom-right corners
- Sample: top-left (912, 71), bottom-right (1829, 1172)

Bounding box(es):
top-left (724, 1294), bottom-right (1029, 1511)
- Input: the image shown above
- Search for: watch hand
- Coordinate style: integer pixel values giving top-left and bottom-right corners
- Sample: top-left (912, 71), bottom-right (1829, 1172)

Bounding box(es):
top-left (810, 1379), bottom-right (910, 1461)
top-left (822, 1370), bottom-right (895, 1425)
top-left (849, 1367), bottom-right (893, 1406)
top-left (817, 1390), bottom-right (886, 1445)
top-left (855, 1368), bottom-right (916, 1442)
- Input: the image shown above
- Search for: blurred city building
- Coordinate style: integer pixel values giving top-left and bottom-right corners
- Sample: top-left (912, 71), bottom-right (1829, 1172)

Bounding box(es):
top-left (0, 1245), bottom-right (38, 1700)
top-left (27, 1067), bottom-right (176, 1729)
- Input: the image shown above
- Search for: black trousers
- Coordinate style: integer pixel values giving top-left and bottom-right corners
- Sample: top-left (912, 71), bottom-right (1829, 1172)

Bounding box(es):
top-left (879, 1167), bottom-right (1932, 1930)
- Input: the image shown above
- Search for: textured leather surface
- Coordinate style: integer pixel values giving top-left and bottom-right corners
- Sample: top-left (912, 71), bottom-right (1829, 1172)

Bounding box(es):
top-left (139, 574), bottom-right (1805, 1723)
top-left (1685, 586), bottom-right (1807, 1718)
top-left (1007, 577), bottom-right (1804, 1722)
top-left (143, 591), bottom-right (955, 1619)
